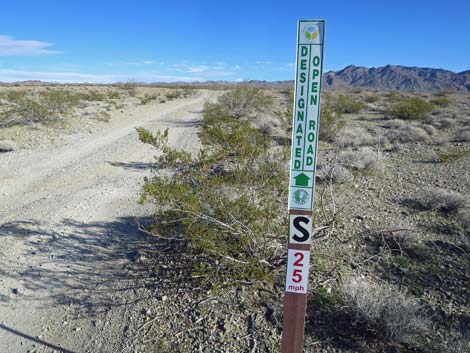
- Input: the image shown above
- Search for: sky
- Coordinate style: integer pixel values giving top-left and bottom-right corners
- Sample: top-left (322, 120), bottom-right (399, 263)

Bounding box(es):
top-left (0, 0), bottom-right (469, 83)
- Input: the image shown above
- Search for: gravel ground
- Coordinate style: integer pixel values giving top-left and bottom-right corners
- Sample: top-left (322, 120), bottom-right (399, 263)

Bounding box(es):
top-left (0, 89), bottom-right (211, 353)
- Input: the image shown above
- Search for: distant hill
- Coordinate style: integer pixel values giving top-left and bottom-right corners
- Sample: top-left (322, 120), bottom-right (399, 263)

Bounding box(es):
top-left (154, 65), bottom-right (470, 92)
top-left (2, 65), bottom-right (469, 92)
top-left (322, 65), bottom-right (470, 92)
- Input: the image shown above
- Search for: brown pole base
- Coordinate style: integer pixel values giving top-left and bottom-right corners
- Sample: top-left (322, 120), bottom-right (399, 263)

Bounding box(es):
top-left (281, 292), bottom-right (308, 353)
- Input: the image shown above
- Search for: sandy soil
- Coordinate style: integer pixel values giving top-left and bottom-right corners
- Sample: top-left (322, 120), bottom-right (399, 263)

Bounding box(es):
top-left (0, 90), bottom-right (211, 353)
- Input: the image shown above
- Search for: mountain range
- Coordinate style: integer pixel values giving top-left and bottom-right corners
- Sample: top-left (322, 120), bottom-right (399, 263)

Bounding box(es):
top-left (2, 65), bottom-right (470, 92)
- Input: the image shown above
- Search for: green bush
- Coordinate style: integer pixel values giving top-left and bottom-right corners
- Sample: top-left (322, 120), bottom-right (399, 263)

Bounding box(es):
top-left (430, 96), bottom-right (451, 107)
top-left (364, 94), bottom-right (380, 103)
top-left (332, 94), bottom-right (366, 114)
top-left (319, 106), bottom-right (345, 142)
top-left (140, 93), bottom-right (159, 105)
top-left (387, 97), bottom-right (435, 120)
top-left (208, 86), bottom-right (272, 119)
top-left (137, 89), bottom-right (287, 288)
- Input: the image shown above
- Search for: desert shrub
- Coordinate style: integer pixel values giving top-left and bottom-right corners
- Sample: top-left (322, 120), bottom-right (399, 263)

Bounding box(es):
top-left (455, 129), bottom-right (470, 142)
top-left (387, 97), bottom-right (435, 120)
top-left (437, 147), bottom-right (469, 163)
top-left (430, 96), bottom-right (451, 107)
top-left (39, 90), bottom-right (81, 114)
top-left (319, 106), bottom-right (345, 142)
top-left (364, 94), bottom-right (380, 104)
top-left (382, 119), bottom-right (406, 129)
top-left (420, 124), bottom-right (437, 136)
top-left (417, 187), bottom-right (467, 214)
top-left (121, 81), bottom-right (138, 96)
top-left (386, 125), bottom-right (431, 143)
top-left (339, 147), bottom-right (384, 171)
top-left (334, 126), bottom-right (382, 147)
top-left (107, 91), bottom-right (121, 99)
top-left (137, 91), bottom-right (289, 288)
top-left (317, 163), bottom-right (354, 183)
top-left (78, 90), bottom-right (107, 101)
top-left (341, 277), bottom-right (429, 342)
top-left (332, 94), bottom-right (366, 113)
top-left (206, 86), bottom-right (272, 119)
top-left (140, 93), bottom-right (159, 105)
top-left (385, 91), bottom-right (402, 102)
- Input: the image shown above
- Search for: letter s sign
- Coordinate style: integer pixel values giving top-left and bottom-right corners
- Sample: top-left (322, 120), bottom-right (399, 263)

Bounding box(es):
top-left (289, 214), bottom-right (312, 244)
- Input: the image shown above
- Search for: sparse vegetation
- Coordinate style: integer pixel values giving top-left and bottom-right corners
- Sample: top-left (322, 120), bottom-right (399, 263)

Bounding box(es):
top-left (341, 277), bottom-right (430, 342)
top-left (318, 105), bottom-right (345, 142)
top-left (417, 187), bottom-right (467, 214)
top-left (332, 94), bottom-right (366, 113)
top-left (137, 87), bottom-right (286, 287)
top-left (387, 97), bottom-right (435, 120)
top-left (437, 146), bottom-right (469, 163)
top-left (339, 147), bottom-right (384, 171)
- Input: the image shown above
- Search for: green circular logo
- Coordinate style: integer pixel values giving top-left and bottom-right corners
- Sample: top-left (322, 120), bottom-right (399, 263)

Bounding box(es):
top-left (304, 25), bottom-right (319, 40)
top-left (293, 189), bottom-right (309, 205)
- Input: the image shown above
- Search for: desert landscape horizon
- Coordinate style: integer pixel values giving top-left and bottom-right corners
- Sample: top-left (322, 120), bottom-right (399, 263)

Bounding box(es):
top-left (1, 1), bottom-right (469, 353)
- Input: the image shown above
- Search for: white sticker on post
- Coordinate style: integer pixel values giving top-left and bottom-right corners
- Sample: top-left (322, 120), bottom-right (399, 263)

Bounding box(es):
top-left (285, 249), bottom-right (310, 294)
top-left (289, 214), bottom-right (312, 244)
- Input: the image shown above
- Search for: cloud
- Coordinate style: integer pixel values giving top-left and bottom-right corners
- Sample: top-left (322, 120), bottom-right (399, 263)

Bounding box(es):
top-left (0, 35), bottom-right (61, 56)
top-left (256, 61), bottom-right (272, 65)
top-left (187, 65), bottom-right (236, 77)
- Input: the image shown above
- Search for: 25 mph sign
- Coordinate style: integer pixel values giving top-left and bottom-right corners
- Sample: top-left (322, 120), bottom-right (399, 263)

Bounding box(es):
top-left (281, 19), bottom-right (325, 353)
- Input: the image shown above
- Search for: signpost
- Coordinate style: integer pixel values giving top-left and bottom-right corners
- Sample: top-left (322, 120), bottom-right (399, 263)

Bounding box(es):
top-left (281, 19), bottom-right (325, 353)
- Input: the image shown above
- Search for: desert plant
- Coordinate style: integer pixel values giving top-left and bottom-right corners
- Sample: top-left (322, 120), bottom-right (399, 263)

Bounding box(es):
top-left (437, 147), bottom-right (469, 163)
top-left (455, 129), bottom-right (470, 142)
top-left (318, 106), bottom-right (345, 142)
top-left (339, 147), bottom-right (384, 171)
top-left (364, 94), bottom-right (380, 104)
top-left (417, 187), bottom-right (467, 214)
top-left (317, 163), bottom-right (354, 183)
top-left (136, 91), bottom-right (289, 288)
top-left (430, 96), bottom-right (451, 107)
top-left (341, 277), bottom-right (429, 342)
top-left (387, 97), bottom-right (435, 120)
top-left (140, 93), bottom-right (159, 105)
top-left (386, 124), bottom-right (431, 143)
top-left (332, 94), bottom-right (366, 114)
top-left (334, 126), bottom-right (382, 147)
top-left (206, 86), bottom-right (272, 119)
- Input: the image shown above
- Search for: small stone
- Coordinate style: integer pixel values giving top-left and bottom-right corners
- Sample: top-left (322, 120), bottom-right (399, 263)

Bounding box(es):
top-left (161, 295), bottom-right (168, 302)
top-left (0, 140), bottom-right (17, 153)
top-left (12, 287), bottom-right (26, 295)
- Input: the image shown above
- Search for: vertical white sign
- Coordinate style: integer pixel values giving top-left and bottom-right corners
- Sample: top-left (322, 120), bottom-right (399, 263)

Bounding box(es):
top-left (288, 20), bottom-right (325, 211)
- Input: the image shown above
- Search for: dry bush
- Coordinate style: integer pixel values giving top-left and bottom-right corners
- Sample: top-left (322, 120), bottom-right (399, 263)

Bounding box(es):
top-left (386, 124), bottom-right (431, 143)
top-left (334, 126), bottom-right (383, 147)
top-left (455, 129), bottom-right (470, 142)
top-left (364, 94), bottom-right (380, 104)
top-left (341, 277), bottom-right (430, 342)
top-left (420, 124), bottom-right (437, 136)
top-left (382, 119), bottom-right (406, 129)
top-left (339, 147), bottom-right (384, 171)
top-left (418, 188), bottom-right (467, 214)
top-left (317, 163), bottom-right (354, 183)
top-left (427, 116), bottom-right (455, 129)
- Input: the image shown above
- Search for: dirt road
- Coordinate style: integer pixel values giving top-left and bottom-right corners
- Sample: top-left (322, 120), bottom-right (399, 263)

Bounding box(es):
top-left (0, 91), bottom-right (210, 353)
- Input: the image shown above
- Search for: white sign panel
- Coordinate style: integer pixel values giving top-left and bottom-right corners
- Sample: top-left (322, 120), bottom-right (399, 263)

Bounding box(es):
top-left (288, 20), bottom-right (325, 211)
top-left (289, 214), bottom-right (313, 244)
top-left (285, 249), bottom-right (310, 294)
